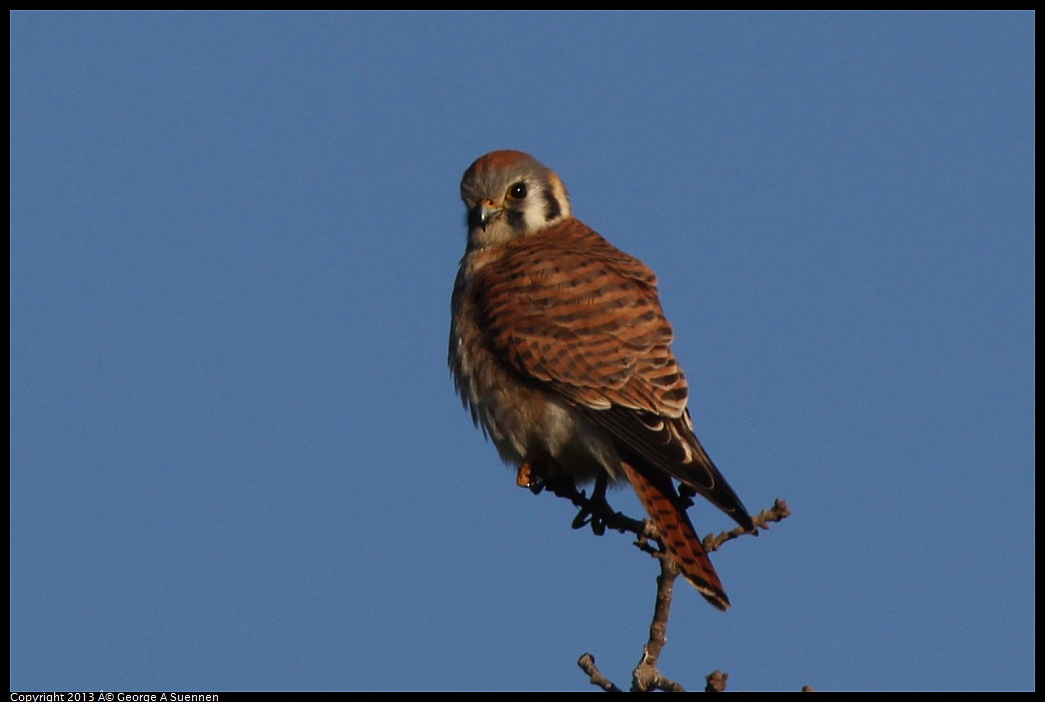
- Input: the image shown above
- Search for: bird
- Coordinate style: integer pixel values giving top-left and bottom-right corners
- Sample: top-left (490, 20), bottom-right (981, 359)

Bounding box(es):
top-left (449, 150), bottom-right (754, 610)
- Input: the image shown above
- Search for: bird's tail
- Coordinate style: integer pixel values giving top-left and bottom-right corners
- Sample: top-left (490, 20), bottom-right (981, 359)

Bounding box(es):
top-left (621, 461), bottom-right (730, 610)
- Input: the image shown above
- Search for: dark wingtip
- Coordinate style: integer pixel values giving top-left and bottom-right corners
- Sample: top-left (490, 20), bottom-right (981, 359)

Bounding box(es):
top-left (735, 507), bottom-right (756, 533)
top-left (701, 587), bottom-right (730, 611)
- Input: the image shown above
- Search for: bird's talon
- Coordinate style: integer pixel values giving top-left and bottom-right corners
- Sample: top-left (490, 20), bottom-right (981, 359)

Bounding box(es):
top-left (516, 462), bottom-right (534, 488)
top-left (572, 507), bottom-right (593, 530)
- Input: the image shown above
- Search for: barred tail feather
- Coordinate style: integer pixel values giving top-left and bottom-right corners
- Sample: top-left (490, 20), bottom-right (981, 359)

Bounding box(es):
top-left (621, 461), bottom-right (730, 610)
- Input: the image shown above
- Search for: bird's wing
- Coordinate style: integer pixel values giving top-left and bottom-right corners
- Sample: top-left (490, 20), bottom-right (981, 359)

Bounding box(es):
top-left (470, 218), bottom-right (751, 528)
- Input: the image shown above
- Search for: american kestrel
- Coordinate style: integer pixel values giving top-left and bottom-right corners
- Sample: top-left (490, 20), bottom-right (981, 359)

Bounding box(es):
top-left (449, 150), bottom-right (754, 610)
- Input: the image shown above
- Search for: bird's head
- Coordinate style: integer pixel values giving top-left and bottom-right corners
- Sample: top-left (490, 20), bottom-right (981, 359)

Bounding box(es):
top-left (460, 150), bottom-right (572, 249)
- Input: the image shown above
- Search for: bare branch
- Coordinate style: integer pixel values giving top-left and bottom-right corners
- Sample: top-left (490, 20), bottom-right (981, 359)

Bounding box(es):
top-left (630, 553), bottom-right (686, 692)
top-left (578, 653), bottom-right (622, 692)
top-left (533, 477), bottom-right (794, 692)
top-left (705, 498), bottom-right (791, 552)
top-left (705, 670), bottom-right (729, 692)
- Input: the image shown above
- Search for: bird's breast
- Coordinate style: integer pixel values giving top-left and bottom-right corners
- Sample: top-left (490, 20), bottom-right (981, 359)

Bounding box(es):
top-left (450, 260), bottom-right (620, 483)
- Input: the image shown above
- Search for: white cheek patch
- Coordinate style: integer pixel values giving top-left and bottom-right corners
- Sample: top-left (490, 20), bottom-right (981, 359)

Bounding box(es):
top-left (547, 175), bottom-right (572, 220)
top-left (523, 199), bottom-right (553, 232)
top-left (521, 176), bottom-right (571, 233)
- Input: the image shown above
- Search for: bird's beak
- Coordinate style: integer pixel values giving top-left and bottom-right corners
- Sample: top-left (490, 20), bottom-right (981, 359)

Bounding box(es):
top-left (471, 199), bottom-right (503, 231)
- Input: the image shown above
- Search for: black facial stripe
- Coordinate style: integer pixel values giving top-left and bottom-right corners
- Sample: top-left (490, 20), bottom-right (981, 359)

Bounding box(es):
top-left (467, 207), bottom-right (484, 231)
top-left (505, 208), bottom-right (527, 232)
top-left (541, 185), bottom-right (562, 222)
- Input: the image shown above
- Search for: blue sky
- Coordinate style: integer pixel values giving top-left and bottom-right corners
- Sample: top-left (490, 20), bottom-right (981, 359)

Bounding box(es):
top-left (10, 11), bottom-right (1034, 692)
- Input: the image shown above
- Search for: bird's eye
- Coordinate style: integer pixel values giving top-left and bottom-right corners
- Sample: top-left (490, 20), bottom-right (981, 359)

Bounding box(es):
top-left (508, 182), bottom-right (528, 200)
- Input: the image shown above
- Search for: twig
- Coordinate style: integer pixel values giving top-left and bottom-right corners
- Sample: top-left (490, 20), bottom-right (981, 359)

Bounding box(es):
top-left (705, 670), bottom-right (729, 692)
top-left (705, 498), bottom-right (792, 553)
top-left (578, 653), bottom-right (622, 692)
